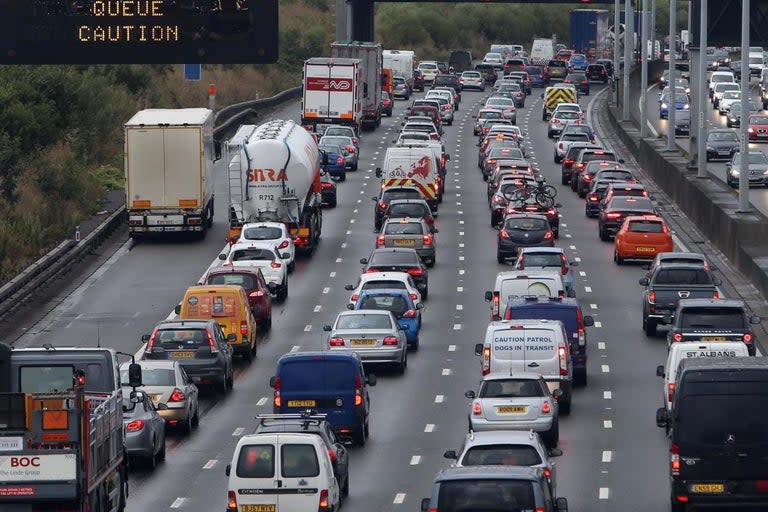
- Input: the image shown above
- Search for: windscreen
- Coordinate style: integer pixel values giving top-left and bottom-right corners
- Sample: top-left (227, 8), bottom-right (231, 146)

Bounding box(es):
top-left (281, 444), bottom-right (320, 477)
top-left (207, 273), bottom-right (256, 289)
top-left (679, 308), bottom-right (745, 329)
top-left (463, 72), bottom-right (481, 78)
top-left (505, 218), bottom-right (548, 231)
top-left (461, 445), bottom-right (543, 466)
top-left (121, 368), bottom-right (175, 386)
top-left (336, 313), bottom-right (392, 330)
top-left (242, 226), bottom-right (282, 241)
top-left (480, 379), bottom-right (545, 398)
top-left (359, 294), bottom-right (409, 316)
top-left (388, 204), bottom-right (427, 217)
top-left (280, 360), bottom-right (354, 392)
top-left (20, 366), bottom-right (75, 393)
top-left (156, 328), bottom-right (209, 348)
top-left (318, 144), bottom-right (342, 155)
top-left (556, 111), bottom-right (580, 120)
top-left (490, 148), bottom-right (524, 159)
top-left (237, 445), bottom-right (275, 478)
top-left (384, 222), bottom-right (423, 235)
top-left (709, 131), bottom-right (739, 142)
top-left (437, 480), bottom-right (535, 511)
top-left (562, 133), bottom-right (589, 142)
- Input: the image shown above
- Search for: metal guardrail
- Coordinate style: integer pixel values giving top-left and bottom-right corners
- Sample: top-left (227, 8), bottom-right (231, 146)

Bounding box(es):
top-left (0, 85), bottom-right (302, 320)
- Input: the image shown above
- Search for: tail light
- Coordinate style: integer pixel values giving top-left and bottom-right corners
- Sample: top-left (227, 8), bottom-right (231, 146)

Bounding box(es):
top-left (671, 331), bottom-right (683, 342)
top-left (648, 291), bottom-right (656, 303)
top-left (169, 388), bottom-right (185, 402)
top-left (319, 489), bottom-right (330, 510)
top-left (560, 254), bottom-right (569, 275)
top-left (352, 137), bottom-right (359, 145)
top-left (329, 337), bottom-right (345, 347)
top-left (558, 143), bottom-right (564, 150)
top-left (354, 375), bottom-right (363, 407)
top-left (403, 310), bottom-right (417, 318)
top-left (383, 336), bottom-right (399, 345)
top-left (588, 194), bottom-right (599, 201)
top-left (487, 159), bottom-right (497, 165)
top-left (563, 158), bottom-right (574, 166)
top-left (492, 195), bottom-right (505, 205)
top-left (227, 491), bottom-right (238, 511)
top-left (543, 231), bottom-right (554, 240)
top-left (365, 268), bottom-right (379, 273)
top-left (376, 235), bottom-right (385, 247)
top-left (552, 119), bottom-right (561, 125)
top-left (543, 467), bottom-right (552, 479)
top-left (576, 307), bottom-right (586, 347)
top-left (277, 240), bottom-right (289, 250)
top-left (492, 292), bottom-right (500, 319)
top-left (606, 212), bottom-right (622, 219)
top-left (249, 289), bottom-right (266, 298)
top-left (712, 290), bottom-right (719, 299)
top-left (273, 376), bottom-right (281, 408)
top-left (558, 290), bottom-right (565, 298)
top-left (126, 419), bottom-right (145, 432)
top-left (584, 175), bottom-right (592, 182)
top-left (240, 320), bottom-right (248, 336)
top-left (541, 400), bottom-right (552, 414)
top-left (345, 145), bottom-right (356, 154)
top-left (472, 400), bottom-right (482, 416)
top-left (500, 229), bottom-right (511, 240)
top-left (336, 156), bottom-right (345, 165)
top-left (744, 333), bottom-right (754, 343)
top-left (409, 293), bottom-right (418, 300)
top-left (575, 163), bottom-right (585, 171)
top-left (407, 268), bottom-right (424, 277)
top-left (558, 344), bottom-right (568, 376)
top-left (350, 294), bottom-right (359, 301)
top-left (378, 200), bottom-right (387, 210)
top-left (668, 382), bottom-right (676, 403)
top-left (146, 327), bottom-right (159, 351)
top-left (425, 215), bottom-right (434, 224)
top-left (481, 346), bottom-right (491, 375)
top-left (670, 443), bottom-right (681, 476)
top-left (423, 235), bottom-right (433, 245)
top-left (327, 448), bottom-right (337, 464)
top-left (271, 260), bottom-right (282, 269)
top-left (206, 328), bottom-right (220, 353)
top-left (430, 134), bottom-right (439, 140)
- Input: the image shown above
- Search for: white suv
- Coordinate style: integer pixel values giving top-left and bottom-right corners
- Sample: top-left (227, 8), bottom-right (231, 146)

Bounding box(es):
top-left (236, 222), bottom-right (296, 272)
top-left (220, 241), bottom-right (289, 301)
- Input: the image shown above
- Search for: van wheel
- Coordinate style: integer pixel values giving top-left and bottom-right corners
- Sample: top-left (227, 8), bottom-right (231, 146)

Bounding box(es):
top-left (645, 318), bottom-right (657, 337)
top-left (354, 424), bottom-right (366, 446)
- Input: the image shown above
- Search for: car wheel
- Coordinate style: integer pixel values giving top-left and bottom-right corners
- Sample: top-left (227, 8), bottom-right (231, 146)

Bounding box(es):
top-left (426, 258), bottom-right (435, 268)
top-left (614, 250), bottom-right (624, 265)
top-left (342, 474), bottom-right (350, 498)
top-left (421, 287), bottom-right (428, 300)
top-left (351, 162), bottom-right (358, 171)
top-left (180, 412), bottom-right (193, 434)
top-left (288, 260), bottom-right (296, 273)
top-left (276, 282), bottom-right (288, 302)
top-left (409, 336), bottom-right (419, 351)
top-left (547, 131), bottom-right (553, 138)
top-left (397, 351), bottom-right (407, 374)
top-left (554, 229), bottom-right (559, 240)
top-left (559, 392), bottom-right (572, 415)
top-left (328, 198), bottom-right (337, 208)
top-left (146, 442), bottom-right (157, 470)
top-left (599, 226), bottom-right (608, 241)
top-left (354, 424), bottom-right (366, 446)
top-left (645, 318), bottom-right (658, 337)
top-left (156, 440), bottom-right (166, 463)
top-left (574, 368), bottom-right (587, 386)
top-left (544, 420), bottom-right (559, 448)
top-left (192, 404), bottom-right (200, 428)
top-left (497, 251), bottom-right (505, 264)
top-left (261, 315), bottom-right (272, 332)
top-left (554, 154), bottom-right (561, 164)
top-left (670, 500), bottom-right (687, 512)
top-left (218, 375), bottom-right (228, 396)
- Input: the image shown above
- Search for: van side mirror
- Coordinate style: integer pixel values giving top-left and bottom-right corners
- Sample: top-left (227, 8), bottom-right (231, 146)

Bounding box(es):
top-left (548, 447), bottom-right (563, 457)
top-left (269, 376), bottom-right (277, 388)
top-left (656, 407), bottom-right (668, 428)
top-left (484, 291), bottom-right (493, 302)
top-left (443, 450), bottom-right (457, 459)
top-left (214, 140), bottom-right (222, 161)
top-left (421, 498), bottom-right (431, 512)
top-left (366, 373), bottom-right (377, 386)
top-left (656, 365), bottom-right (665, 378)
top-left (375, 168), bottom-right (382, 178)
top-left (751, 315), bottom-right (761, 324)
top-left (127, 363), bottom-right (142, 388)
top-left (225, 464), bottom-right (231, 476)
top-left (464, 390), bottom-right (476, 399)
top-left (141, 334), bottom-right (150, 342)
top-left (638, 277), bottom-right (650, 286)
top-left (174, 304), bottom-right (181, 315)
top-left (446, 154), bottom-right (451, 160)
top-left (618, 158), bottom-right (625, 163)
top-left (474, 343), bottom-right (483, 356)
top-left (218, 253), bottom-right (227, 261)
top-left (583, 315), bottom-right (594, 327)
top-left (323, 325), bottom-right (332, 332)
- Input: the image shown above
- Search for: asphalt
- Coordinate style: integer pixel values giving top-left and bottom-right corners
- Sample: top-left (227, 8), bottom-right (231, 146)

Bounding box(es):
top-left (8, 82), bottom-right (766, 512)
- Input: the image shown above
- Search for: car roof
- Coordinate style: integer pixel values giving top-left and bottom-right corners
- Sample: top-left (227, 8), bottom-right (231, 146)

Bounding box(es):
top-left (434, 465), bottom-right (541, 481)
top-left (278, 351), bottom-right (361, 363)
top-left (339, 309), bottom-right (392, 317)
top-left (360, 271), bottom-right (410, 281)
top-left (504, 213), bottom-right (550, 221)
top-left (657, 251), bottom-right (706, 261)
top-left (121, 360), bottom-right (178, 370)
top-left (462, 430), bottom-right (542, 445)
top-left (156, 319), bottom-right (216, 329)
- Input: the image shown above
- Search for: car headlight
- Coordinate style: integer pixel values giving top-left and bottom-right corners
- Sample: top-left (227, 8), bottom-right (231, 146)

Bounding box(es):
top-left (683, 104), bottom-right (690, 109)
top-left (661, 103), bottom-right (668, 109)
top-left (706, 146), bottom-right (715, 151)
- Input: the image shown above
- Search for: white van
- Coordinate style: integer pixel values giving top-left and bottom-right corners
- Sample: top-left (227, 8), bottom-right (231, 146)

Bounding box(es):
top-left (376, 146), bottom-right (441, 209)
top-left (226, 432), bottom-right (340, 511)
top-left (484, 271), bottom-right (566, 320)
top-left (656, 341), bottom-right (749, 412)
top-left (474, 319), bottom-right (573, 414)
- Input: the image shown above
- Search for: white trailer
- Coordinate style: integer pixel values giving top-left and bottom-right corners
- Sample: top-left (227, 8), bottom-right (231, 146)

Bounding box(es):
top-left (124, 108), bottom-right (215, 239)
top-left (302, 57), bottom-right (363, 134)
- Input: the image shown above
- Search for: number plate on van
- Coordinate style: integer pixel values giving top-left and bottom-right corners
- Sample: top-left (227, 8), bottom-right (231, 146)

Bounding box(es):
top-left (702, 336), bottom-right (726, 342)
top-left (241, 505), bottom-right (276, 512)
top-left (287, 400), bottom-right (316, 407)
top-left (690, 483), bottom-right (724, 493)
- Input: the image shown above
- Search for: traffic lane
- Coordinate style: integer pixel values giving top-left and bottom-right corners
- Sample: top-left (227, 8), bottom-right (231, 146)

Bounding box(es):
top-left (11, 101), bottom-right (305, 351)
top-left (647, 81), bottom-right (768, 217)
top-left (131, 90), bottom-right (476, 510)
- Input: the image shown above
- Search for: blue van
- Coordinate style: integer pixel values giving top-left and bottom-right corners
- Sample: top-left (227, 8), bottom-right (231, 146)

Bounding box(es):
top-left (504, 296), bottom-right (593, 386)
top-left (269, 352), bottom-right (376, 445)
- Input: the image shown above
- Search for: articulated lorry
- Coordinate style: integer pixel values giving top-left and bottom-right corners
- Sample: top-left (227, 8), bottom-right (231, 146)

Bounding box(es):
top-left (331, 41), bottom-right (383, 130)
top-left (302, 57), bottom-right (364, 134)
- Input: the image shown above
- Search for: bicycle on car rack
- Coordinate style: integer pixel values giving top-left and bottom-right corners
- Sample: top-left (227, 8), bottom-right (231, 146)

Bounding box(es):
top-left (504, 179), bottom-right (557, 208)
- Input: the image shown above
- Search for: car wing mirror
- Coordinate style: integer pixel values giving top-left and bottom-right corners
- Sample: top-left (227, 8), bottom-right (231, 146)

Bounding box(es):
top-left (323, 324), bottom-right (332, 332)
top-left (141, 334), bottom-right (150, 342)
top-left (713, 277), bottom-right (722, 286)
top-left (484, 291), bottom-right (493, 302)
top-left (443, 450), bottom-right (458, 459)
top-left (464, 390), bottom-right (476, 399)
top-left (656, 407), bottom-right (669, 428)
top-left (548, 447), bottom-right (563, 457)
top-left (344, 284), bottom-right (354, 291)
top-left (174, 304), bottom-right (181, 315)
top-left (127, 363), bottom-right (142, 387)
top-left (583, 315), bottom-right (594, 327)
top-left (751, 315), bottom-right (762, 324)
top-left (569, 260), bottom-right (578, 267)
top-left (360, 258), bottom-right (368, 264)
top-left (346, 304), bottom-right (355, 310)
top-left (656, 365), bottom-right (665, 378)
top-left (639, 277), bottom-right (650, 286)
top-left (421, 498), bottom-right (431, 512)
top-left (416, 303), bottom-right (424, 310)
top-left (474, 343), bottom-right (483, 356)
top-left (269, 376), bottom-right (276, 388)
top-left (226, 464), bottom-right (231, 476)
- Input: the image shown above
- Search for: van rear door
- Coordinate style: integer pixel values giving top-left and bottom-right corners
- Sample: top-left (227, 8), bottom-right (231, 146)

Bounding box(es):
top-left (232, 440), bottom-right (280, 510)
top-left (277, 438), bottom-right (323, 510)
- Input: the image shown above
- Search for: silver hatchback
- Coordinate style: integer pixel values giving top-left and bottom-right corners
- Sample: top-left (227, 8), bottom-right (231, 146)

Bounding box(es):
top-left (323, 310), bottom-right (408, 373)
top-left (465, 373), bottom-right (561, 447)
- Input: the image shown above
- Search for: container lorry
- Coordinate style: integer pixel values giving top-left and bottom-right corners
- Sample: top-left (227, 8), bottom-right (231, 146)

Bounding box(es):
top-left (383, 50), bottom-right (415, 90)
top-left (225, 120), bottom-right (323, 255)
top-left (301, 57), bottom-right (364, 134)
top-left (124, 108), bottom-right (216, 239)
top-left (331, 41), bottom-right (383, 130)
top-left (0, 343), bottom-right (141, 512)
top-left (570, 9), bottom-right (610, 60)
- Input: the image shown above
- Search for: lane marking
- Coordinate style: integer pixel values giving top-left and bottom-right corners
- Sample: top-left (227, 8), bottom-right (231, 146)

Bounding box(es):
top-left (424, 423), bottom-right (436, 432)
top-left (459, 231), bottom-right (465, 236)
top-left (314, 305), bottom-right (322, 312)
top-left (203, 459), bottom-right (217, 469)
top-left (599, 488), bottom-right (610, 500)
top-left (456, 304), bottom-right (463, 310)
top-left (291, 345), bottom-right (300, 353)
top-left (602, 450), bottom-right (612, 463)
top-left (330, 271), bottom-right (336, 278)
top-left (442, 368), bottom-right (452, 376)
top-left (453, 324), bottom-right (462, 330)
top-left (569, 245), bottom-right (577, 250)
top-left (579, 271), bottom-right (587, 277)
top-left (393, 493), bottom-right (406, 504)
top-left (335, 258), bottom-right (343, 263)
top-left (603, 420), bottom-right (613, 429)
top-left (410, 455), bottom-right (422, 465)
top-left (584, 286), bottom-right (593, 293)
top-left (346, 230), bottom-right (352, 235)
top-left (435, 394), bottom-right (445, 403)
top-left (459, 270), bottom-right (465, 275)
top-left (594, 321), bottom-right (602, 328)
top-left (170, 498), bottom-right (186, 508)
top-left (590, 303), bottom-right (598, 309)
top-left (448, 344), bottom-right (456, 351)
top-left (459, 256), bottom-right (465, 261)
top-left (574, 257), bottom-right (582, 262)
top-left (232, 427), bottom-right (245, 436)
top-left (459, 243), bottom-right (465, 248)
top-left (457, 286), bottom-right (464, 292)
top-left (604, 391), bottom-right (612, 400)
top-left (322, 287), bottom-right (330, 294)
top-left (602, 364), bottom-right (610, 373)
top-left (257, 397), bottom-right (268, 406)
top-left (341, 242), bottom-right (347, 249)
top-left (304, 325), bottom-right (312, 332)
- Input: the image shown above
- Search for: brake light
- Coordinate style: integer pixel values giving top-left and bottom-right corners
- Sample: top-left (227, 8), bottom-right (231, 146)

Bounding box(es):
top-left (329, 337), bottom-right (345, 347)
top-left (543, 467), bottom-right (552, 479)
top-left (336, 156), bottom-right (345, 165)
top-left (575, 163), bottom-right (585, 170)
top-left (563, 158), bottom-right (574, 166)
top-left (482, 347), bottom-right (491, 375)
top-left (543, 231), bottom-right (554, 240)
top-left (350, 294), bottom-right (359, 301)
top-left (712, 290), bottom-right (719, 299)
top-left (240, 320), bottom-right (248, 336)
top-left (431, 134), bottom-right (439, 140)
top-left (584, 175), bottom-right (592, 182)
top-left (668, 382), bottom-right (676, 403)
top-left (146, 327), bottom-right (159, 351)
top-left (365, 268), bottom-right (379, 273)
top-left (492, 292), bottom-right (500, 320)
top-left (273, 376), bottom-right (281, 408)
top-left (492, 195), bottom-right (505, 205)
top-left (744, 333), bottom-right (754, 343)
top-left (345, 145), bottom-right (356, 154)
top-left (319, 489), bottom-right (330, 510)
top-left (472, 402), bottom-right (482, 415)
top-left (376, 235), bottom-right (385, 247)
top-left (606, 212), bottom-right (622, 219)
top-left (558, 143), bottom-right (564, 149)
top-left (541, 400), bottom-right (552, 414)
top-left (206, 328), bottom-right (220, 354)
top-left (499, 229), bottom-right (511, 240)
top-left (170, 388), bottom-right (185, 402)
top-left (271, 261), bottom-right (282, 269)
top-left (327, 448), bottom-right (337, 464)
top-left (487, 159), bottom-right (497, 165)
top-left (558, 344), bottom-right (568, 376)
top-left (354, 375), bottom-right (363, 407)
top-left (588, 194), bottom-right (598, 201)
top-left (227, 490), bottom-right (238, 511)
top-left (671, 443), bottom-right (681, 476)
top-left (560, 254), bottom-right (569, 276)
top-left (383, 336), bottom-right (399, 345)
top-left (352, 137), bottom-right (359, 145)
top-left (648, 291), bottom-right (656, 303)
top-left (425, 215), bottom-right (434, 224)
top-left (672, 332), bottom-right (683, 342)
top-left (277, 240), bottom-right (289, 250)
top-left (126, 419), bottom-right (145, 432)
top-left (407, 268), bottom-right (424, 277)
top-left (403, 310), bottom-right (417, 319)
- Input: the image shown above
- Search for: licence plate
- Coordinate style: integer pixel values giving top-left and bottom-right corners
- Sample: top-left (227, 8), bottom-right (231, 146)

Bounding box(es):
top-left (241, 505), bottom-right (276, 512)
top-left (719, 151), bottom-right (730, 155)
top-left (149, 394), bottom-right (162, 403)
top-left (703, 336), bottom-right (727, 341)
top-left (497, 405), bottom-right (527, 414)
top-left (636, 246), bottom-right (656, 253)
top-left (351, 339), bottom-right (376, 346)
top-left (171, 351), bottom-right (194, 358)
top-left (287, 400), bottom-right (316, 408)
top-left (393, 239), bottom-right (415, 247)
top-left (690, 483), bottom-right (725, 493)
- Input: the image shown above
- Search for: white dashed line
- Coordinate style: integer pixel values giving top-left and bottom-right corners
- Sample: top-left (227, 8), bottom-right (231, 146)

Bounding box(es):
top-left (603, 420), bottom-right (613, 429)
top-left (594, 321), bottom-right (602, 328)
top-left (448, 344), bottom-right (456, 351)
top-left (410, 455), bottom-right (422, 465)
top-left (170, 498), bottom-right (186, 508)
top-left (232, 427), bottom-right (245, 436)
top-left (456, 304), bottom-right (463, 310)
top-left (346, 230), bottom-right (352, 235)
top-left (322, 287), bottom-right (330, 294)
top-left (453, 324), bottom-right (462, 330)
top-left (314, 305), bottom-right (322, 312)
top-left (459, 270), bottom-right (465, 275)
top-left (602, 450), bottom-right (612, 462)
top-left (304, 325), bottom-right (312, 332)
top-left (579, 271), bottom-right (587, 277)
top-left (590, 304), bottom-right (598, 310)
top-left (335, 258), bottom-right (343, 263)
top-left (435, 395), bottom-right (445, 403)
top-left (603, 391), bottom-right (612, 400)
top-left (584, 286), bottom-right (592, 293)
top-left (599, 488), bottom-right (610, 499)
top-left (574, 257), bottom-right (582, 262)
top-left (598, 342), bottom-right (606, 349)
top-left (601, 365), bottom-right (610, 373)
top-left (330, 271), bottom-right (336, 278)
top-left (459, 256), bottom-right (465, 261)
top-left (459, 243), bottom-right (465, 248)
top-left (442, 368), bottom-right (452, 376)
top-left (459, 231), bottom-right (464, 236)
top-left (565, 234), bottom-right (572, 238)
top-left (424, 423), bottom-right (436, 433)
top-left (203, 459), bottom-right (217, 469)
top-left (457, 286), bottom-right (463, 292)
top-left (341, 243), bottom-right (347, 249)
top-left (291, 345), bottom-right (300, 352)
top-left (458, 210), bottom-right (463, 215)
top-left (257, 397), bottom-right (268, 406)
top-left (349, 219), bottom-right (355, 224)
top-left (569, 245), bottom-right (577, 250)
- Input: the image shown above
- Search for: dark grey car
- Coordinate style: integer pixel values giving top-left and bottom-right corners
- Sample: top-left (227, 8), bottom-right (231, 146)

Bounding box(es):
top-left (123, 389), bottom-right (166, 470)
top-left (726, 151), bottom-right (768, 187)
top-left (705, 129), bottom-right (740, 161)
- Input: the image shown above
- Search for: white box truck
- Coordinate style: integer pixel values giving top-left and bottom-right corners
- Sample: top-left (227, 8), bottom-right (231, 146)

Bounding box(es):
top-left (383, 49), bottom-right (415, 87)
top-left (331, 41), bottom-right (383, 130)
top-left (124, 108), bottom-right (215, 239)
top-left (302, 57), bottom-right (364, 134)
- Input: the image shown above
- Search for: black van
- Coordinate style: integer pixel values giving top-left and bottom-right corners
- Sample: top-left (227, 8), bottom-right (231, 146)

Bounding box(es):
top-left (656, 358), bottom-right (768, 511)
top-left (448, 50), bottom-right (473, 73)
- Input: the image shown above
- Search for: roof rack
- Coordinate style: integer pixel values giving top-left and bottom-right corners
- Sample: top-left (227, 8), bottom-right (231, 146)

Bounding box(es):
top-left (256, 410), bottom-right (328, 427)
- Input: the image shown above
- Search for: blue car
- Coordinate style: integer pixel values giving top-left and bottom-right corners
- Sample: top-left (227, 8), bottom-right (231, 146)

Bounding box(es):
top-left (659, 93), bottom-right (690, 119)
top-left (568, 54), bottom-right (588, 71)
top-left (351, 289), bottom-right (423, 349)
top-left (319, 143), bottom-right (347, 181)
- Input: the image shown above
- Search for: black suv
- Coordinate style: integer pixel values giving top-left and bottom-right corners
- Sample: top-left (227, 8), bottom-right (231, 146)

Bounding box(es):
top-left (360, 248), bottom-right (429, 299)
top-left (585, 63), bottom-right (608, 83)
top-left (255, 412), bottom-right (350, 497)
top-left (372, 186), bottom-right (424, 231)
top-left (433, 73), bottom-right (463, 93)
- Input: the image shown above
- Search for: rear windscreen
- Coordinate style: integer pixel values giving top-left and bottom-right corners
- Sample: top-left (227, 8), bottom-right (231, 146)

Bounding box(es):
top-left (501, 279), bottom-right (558, 300)
top-left (521, 253), bottom-right (562, 268)
top-left (361, 281), bottom-right (407, 292)
top-left (480, 379), bottom-right (545, 398)
top-left (359, 294), bottom-right (409, 316)
top-left (237, 445), bottom-right (275, 478)
top-left (508, 306), bottom-right (576, 334)
top-left (653, 269), bottom-right (713, 285)
top-left (461, 445), bottom-right (543, 466)
top-left (120, 368), bottom-right (175, 387)
top-left (155, 328), bottom-right (209, 348)
top-left (437, 480), bottom-right (535, 511)
top-left (207, 273), bottom-right (256, 289)
top-left (679, 308), bottom-right (744, 329)
top-left (382, 190), bottom-right (422, 202)
top-left (336, 313), bottom-right (392, 330)
top-left (628, 220), bottom-right (663, 233)
top-left (281, 444), bottom-right (319, 478)
top-left (280, 360), bottom-right (354, 392)
top-left (370, 251), bottom-right (419, 265)
top-left (388, 204), bottom-right (427, 217)
top-left (231, 249), bottom-right (275, 262)
top-left (582, 152), bottom-right (616, 163)
top-left (242, 226), bottom-right (282, 241)
top-left (384, 222), bottom-right (423, 235)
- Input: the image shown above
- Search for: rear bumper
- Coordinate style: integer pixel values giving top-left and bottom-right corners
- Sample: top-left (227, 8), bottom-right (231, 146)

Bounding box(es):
top-left (177, 361), bottom-right (226, 382)
top-left (498, 238), bottom-right (554, 256)
top-left (328, 346), bottom-right (404, 364)
top-left (470, 415), bottom-right (554, 433)
top-left (671, 480), bottom-right (768, 506)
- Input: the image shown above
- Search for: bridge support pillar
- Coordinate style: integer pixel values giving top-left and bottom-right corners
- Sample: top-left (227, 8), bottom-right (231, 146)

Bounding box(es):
top-left (351, 0), bottom-right (375, 42)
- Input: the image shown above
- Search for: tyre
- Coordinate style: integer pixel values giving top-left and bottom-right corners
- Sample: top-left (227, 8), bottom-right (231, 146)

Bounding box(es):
top-left (599, 226), bottom-right (608, 241)
top-left (559, 392), bottom-right (572, 415)
top-left (288, 260), bottom-right (295, 273)
top-left (328, 199), bottom-right (337, 208)
top-left (554, 229), bottom-right (559, 240)
top-left (205, 205), bottom-right (214, 228)
top-left (554, 153), bottom-right (561, 164)
top-left (242, 342), bottom-right (253, 363)
top-left (396, 351), bottom-right (407, 374)
top-left (409, 336), bottom-right (420, 351)
top-left (426, 257), bottom-right (435, 268)
top-left (547, 130), bottom-right (554, 138)
top-left (614, 250), bottom-right (624, 265)
top-left (276, 282), bottom-right (288, 302)
top-left (351, 162), bottom-right (358, 171)
top-left (180, 412), bottom-right (193, 434)
top-left (561, 174), bottom-right (569, 185)
top-left (497, 252), bottom-right (506, 264)
top-left (543, 420), bottom-right (559, 448)
top-left (645, 317), bottom-right (658, 337)
top-left (354, 424), bottom-right (366, 446)
top-left (670, 500), bottom-right (687, 512)
top-left (226, 367), bottom-right (234, 390)
top-left (218, 376), bottom-right (228, 396)
top-left (342, 475), bottom-right (350, 498)
top-left (338, 172), bottom-right (346, 182)
top-left (574, 368), bottom-right (587, 386)
top-left (261, 315), bottom-right (272, 332)
top-left (192, 405), bottom-right (200, 428)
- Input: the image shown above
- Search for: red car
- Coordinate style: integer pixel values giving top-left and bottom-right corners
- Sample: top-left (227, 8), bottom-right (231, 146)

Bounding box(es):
top-left (748, 115), bottom-right (768, 141)
top-left (201, 267), bottom-right (274, 331)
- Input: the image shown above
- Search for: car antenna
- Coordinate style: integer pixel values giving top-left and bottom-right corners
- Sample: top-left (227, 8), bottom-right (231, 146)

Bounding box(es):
top-left (96, 320), bottom-right (101, 348)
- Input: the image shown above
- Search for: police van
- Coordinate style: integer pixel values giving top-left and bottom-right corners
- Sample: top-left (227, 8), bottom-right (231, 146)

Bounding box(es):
top-left (655, 341), bottom-right (749, 414)
top-left (474, 319), bottom-right (573, 414)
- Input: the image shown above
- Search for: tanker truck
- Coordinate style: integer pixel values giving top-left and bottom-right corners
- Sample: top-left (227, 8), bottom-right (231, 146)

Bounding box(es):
top-left (225, 120), bottom-right (323, 255)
